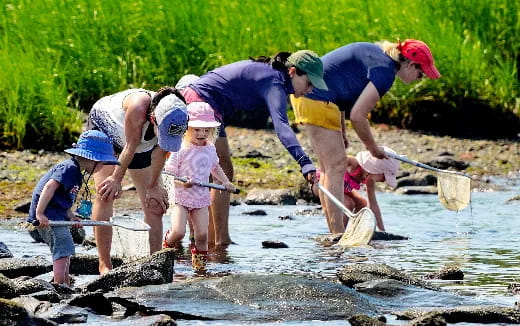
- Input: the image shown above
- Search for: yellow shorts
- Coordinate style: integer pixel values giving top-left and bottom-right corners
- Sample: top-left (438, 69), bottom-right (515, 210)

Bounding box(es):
top-left (290, 95), bottom-right (342, 131)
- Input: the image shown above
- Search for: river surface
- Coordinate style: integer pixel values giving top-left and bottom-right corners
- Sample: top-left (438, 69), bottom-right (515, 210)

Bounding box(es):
top-left (1, 178), bottom-right (519, 325)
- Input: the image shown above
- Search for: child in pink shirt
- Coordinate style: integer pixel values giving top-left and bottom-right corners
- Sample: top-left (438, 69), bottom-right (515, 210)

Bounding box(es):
top-left (163, 102), bottom-right (236, 274)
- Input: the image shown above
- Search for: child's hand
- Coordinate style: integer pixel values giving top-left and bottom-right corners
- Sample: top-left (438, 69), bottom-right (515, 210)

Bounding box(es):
top-left (184, 177), bottom-right (194, 188)
top-left (36, 214), bottom-right (50, 228)
top-left (224, 182), bottom-right (237, 193)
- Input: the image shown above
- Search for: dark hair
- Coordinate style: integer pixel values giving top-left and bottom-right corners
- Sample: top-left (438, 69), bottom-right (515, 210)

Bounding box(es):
top-left (250, 51), bottom-right (294, 72)
top-left (149, 86), bottom-right (186, 116)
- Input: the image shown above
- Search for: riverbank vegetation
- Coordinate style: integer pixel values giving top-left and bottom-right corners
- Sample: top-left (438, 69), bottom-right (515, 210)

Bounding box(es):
top-left (1, 0), bottom-right (518, 149)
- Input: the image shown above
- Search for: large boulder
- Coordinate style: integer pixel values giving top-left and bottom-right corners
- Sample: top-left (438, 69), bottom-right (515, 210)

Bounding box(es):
top-left (0, 242), bottom-right (13, 259)
top-left (245, 188), bottom-right (298, 205)
top-left (81, 248), bottom-right (175, 292)
top-left (0, 298), bottom-right (56, 326)
top-left (0, 257), bottom-right (52, 279)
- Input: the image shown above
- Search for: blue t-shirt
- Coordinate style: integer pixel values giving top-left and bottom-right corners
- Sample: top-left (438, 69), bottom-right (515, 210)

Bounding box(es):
top-left (28, 158), bottom-right (82, 222)
top-left (307, 42), bottom-right (397, 115)
top-left (190, 60), bottom-right (314, 171)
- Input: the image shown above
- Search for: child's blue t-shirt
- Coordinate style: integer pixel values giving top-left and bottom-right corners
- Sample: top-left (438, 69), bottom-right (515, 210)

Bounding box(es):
top-left (28, 158), bottom-right (82, 222)
top-left (306, 42), bottom-right (397, 115)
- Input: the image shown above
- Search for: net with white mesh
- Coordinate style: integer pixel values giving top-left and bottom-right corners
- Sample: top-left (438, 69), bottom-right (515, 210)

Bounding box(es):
top-left (337, 208), bottom-right (376, 247)
top-left (437, 173), bottom-right (471, 211)
top-left (111, 216), bottom-right (151, 259)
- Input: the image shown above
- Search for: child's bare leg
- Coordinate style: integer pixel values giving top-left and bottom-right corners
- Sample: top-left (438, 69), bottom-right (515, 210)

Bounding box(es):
top-left (191, 208), bottom-right (209, 251)
top-left (53, 256), bottom-right (70, 285)
top-left (165, 205), bottom-right (189, 246)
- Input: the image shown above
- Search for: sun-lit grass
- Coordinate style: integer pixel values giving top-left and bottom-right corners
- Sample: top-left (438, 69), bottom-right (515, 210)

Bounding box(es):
top-left (0, 0), bottom-right (518, 148)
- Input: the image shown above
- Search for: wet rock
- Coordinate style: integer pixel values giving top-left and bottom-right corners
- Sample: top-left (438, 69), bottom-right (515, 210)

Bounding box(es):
top-left (28, 229), bottom-right (45, 243)
top-left (423, 265), bottom-right (464, 280)
top-left (278, 215), bottom-right (294, 220)
top-left (133, 314), bottom-right (176, 325)
top-left (33, 302), bottom-right (88, 324)
top-left (0, 273), bottom-right (17, 299)
top-left (394, 186), bottom-right (438, 195)
top-left (29, 291), bottom-right (61, 303)
top-left (508, 282), bottom-right (520, 294)
top-left (14, 200), bottom-right (31, 213)
top-left (82, 249), bottom-right (175, 293)
top-left (405, 306), bottom-right (520, 325)
top-left (506, 195), bottom-right (520, 203)
top-left (0, 257), bottom-right (52, 279)
top-left (348, 314), bottom-right (387, 326)
top-left (371, 232), bottom-right (409, 241)
top-left (162, 274), bottom-right (379, 320)
top-left (0, 298), bottom-right (56, 326)
top-left (242, 209), bottom-right (267, 215)
top-left (261, 241), bottom-right (288, 248)
top-left (245, 188), bottom-right (297, 205)
top-left (354, 279), bottom-right (420, 297)
top-left (0, 242), bottom-right (13, 259)
top-left (314, 233), bottom-right (342, 246)
top-left (69, 254), bottom-right (124, 275)
top-left (294, 207), bottom-right (322, 215)
top-left (427, 156), bottom-right (469, 171)
top-left (337, 263), bottom-right (438, 291)
top-left (68, 292), bottom-right (113, 315)
top-left (81, 236), bottom-right (97, 249)
top-left (12, 277), bottom-right (56, 296)
top-left (396, 174), bottom-right (436, 187)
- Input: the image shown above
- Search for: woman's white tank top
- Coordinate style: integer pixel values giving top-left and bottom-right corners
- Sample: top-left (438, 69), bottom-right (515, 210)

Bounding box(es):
top-left (90, 89), bottom-right (157, 153)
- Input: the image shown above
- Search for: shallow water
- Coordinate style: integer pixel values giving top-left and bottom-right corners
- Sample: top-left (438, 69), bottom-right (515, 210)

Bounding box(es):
top-left (1, 179), bottom-right (519, 325)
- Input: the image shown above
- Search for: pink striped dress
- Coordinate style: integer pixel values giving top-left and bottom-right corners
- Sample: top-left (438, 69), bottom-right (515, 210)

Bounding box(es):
top-left (164, 143), bottom-right (219, 209)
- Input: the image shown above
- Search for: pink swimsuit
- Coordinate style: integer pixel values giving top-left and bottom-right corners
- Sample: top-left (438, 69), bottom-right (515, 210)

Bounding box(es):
top-left (164, 143), bottom-right (219, 209)
top-left (316, 166), bottom-right (366, 194)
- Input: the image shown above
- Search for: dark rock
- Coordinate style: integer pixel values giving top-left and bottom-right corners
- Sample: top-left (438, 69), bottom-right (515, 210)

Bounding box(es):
top-left (406, 306), bottom-right (520, 325)
top-left (0, 298), bottom-right (57, 326)
top-left (0, 242), bottom-right (13, 259)
top-left (29, 291), bottom-right (61, 303)
top-left (0, 273), bottom-right (17, 299)
top-left (14, 200), bottom-right (31, 213)
top-left (243, 150), bottom-right (271, 159)
top-left (28, 229), bottom-right (45, 243)
top-left (12, 277), bottom-right (56, 296)
top-left (337, 263), bottom-right (438, 291)
top-left (354, 279), bottom-right (411, 297)
top-left (278, 215), bottom-right (294, 220)
top-left (245, 188), bottom-right (297, 205)
top-left (0, 257), bottom-right (52, 279)
top-left (81, 249), bottom-right (175, 293)
top-left (242, 209), bottom-right (267, 216)
top-left (395, 186), bottom-right (438, 195)
top-left (396, 174), bottom-right (437, 187)
top-left (68, 292), bottom-right (113, 315)
top-left (508, 282), bottom-right (520, 294)
top-left (69, 254), bottom-right (124, 275)
top-left (69, 227), bottom-right (85, 245)
top-left (262, 241), bottom-right (288, 248)
top-left (427, 157), bottom-right (469, 171)
top-left (423, 265), bottom-right (464, 280)
top-left (371, 231), bottom-right (409, 241)
top-left (348, 314), bottom-right (387, 326)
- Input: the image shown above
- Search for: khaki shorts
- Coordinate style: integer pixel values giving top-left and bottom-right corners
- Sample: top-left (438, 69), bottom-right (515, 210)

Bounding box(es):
top-left (290, 95), bottom-right (342, 131)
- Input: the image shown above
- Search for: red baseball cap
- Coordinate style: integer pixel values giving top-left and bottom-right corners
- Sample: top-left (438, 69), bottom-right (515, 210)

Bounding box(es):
top-left (398, 39), bottom-right (441, 79)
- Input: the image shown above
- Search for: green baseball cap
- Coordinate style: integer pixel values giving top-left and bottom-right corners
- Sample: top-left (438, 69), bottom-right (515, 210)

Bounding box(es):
top-left (287, 50), bottom-right (328, 91)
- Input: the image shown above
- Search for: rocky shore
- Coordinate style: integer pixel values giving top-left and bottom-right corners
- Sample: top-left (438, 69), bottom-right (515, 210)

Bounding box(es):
top-left (1, 124), bottom-right (519, 218)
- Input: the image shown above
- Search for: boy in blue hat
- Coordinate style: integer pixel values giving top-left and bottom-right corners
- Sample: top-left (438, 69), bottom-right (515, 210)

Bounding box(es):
top-left (28, 130), bottom-right (119, 286)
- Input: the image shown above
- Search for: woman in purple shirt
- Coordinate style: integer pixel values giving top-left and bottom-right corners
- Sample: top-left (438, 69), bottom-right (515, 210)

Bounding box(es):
top-left (178, 50), bottom-right (328, 246)
top-left (291, 40), bottom-right (441, 234)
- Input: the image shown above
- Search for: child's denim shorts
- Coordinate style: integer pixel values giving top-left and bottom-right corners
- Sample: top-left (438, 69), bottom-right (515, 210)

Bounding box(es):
top-left (38, 225), bottom-right (75, 261)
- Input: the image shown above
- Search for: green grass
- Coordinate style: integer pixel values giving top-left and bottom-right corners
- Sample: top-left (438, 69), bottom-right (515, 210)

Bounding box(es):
top-left (0, 0), bottom-right (518, 148)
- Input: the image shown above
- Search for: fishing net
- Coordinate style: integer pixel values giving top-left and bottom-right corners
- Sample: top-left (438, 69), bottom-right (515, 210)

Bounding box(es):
top-left (437, 173), bottom-right (471, 211)
top-left (111, 216), bottom-right (151, 259)
top-left (337, 207), bottom-right (376, 247)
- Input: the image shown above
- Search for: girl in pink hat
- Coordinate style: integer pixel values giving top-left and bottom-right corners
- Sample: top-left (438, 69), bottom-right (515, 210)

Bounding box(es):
top-left (163, 102), bottom-right (236, 274)
top-left (312, 146), bottom-right (400, 232)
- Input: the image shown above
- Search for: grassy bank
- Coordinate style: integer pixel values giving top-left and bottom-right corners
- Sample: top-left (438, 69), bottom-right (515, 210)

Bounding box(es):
top-left (1, 0), bottom-right (518, 148)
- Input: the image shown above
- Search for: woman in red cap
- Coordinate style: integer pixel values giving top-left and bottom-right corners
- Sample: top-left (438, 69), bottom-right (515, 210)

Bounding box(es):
top-left (291, 39), bottom-right (440, 234)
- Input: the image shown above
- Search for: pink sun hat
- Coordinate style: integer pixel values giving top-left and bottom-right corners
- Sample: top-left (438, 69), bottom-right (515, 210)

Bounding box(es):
top-left (187, 102), bottom-right (221, 128)
top-left (356, 146), bottom-right (400, 188)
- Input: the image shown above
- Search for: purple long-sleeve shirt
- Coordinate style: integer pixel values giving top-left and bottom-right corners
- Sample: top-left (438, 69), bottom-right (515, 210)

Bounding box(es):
top-left (190, 60), bottom-right (315, 174)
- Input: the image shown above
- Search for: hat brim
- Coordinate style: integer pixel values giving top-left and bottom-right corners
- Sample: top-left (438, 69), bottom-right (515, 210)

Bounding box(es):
top-left (188, 121), bottom-right (221, 128)
top-left (384, 172), bottom-right (397, 188)
top-left (64, 148), bottom-right (120, 165)
top-left (421, 63), bottom-right (441, 79)
top-left (307, 73), bottom-right (328, 91)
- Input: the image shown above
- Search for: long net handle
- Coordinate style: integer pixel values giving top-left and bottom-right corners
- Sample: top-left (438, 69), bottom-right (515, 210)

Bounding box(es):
top-left (386, 151), bottom-right (470, 178)
top-left (317, 183), bottom-right (354, 218)
top-left (162, 171), bottom-right (240, 194)
top-left (31, 218), bottom-right (150, 231)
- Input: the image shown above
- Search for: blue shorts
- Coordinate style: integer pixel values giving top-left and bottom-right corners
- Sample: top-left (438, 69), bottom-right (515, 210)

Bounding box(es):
top-left (38, 226), bottom-right (75, 261)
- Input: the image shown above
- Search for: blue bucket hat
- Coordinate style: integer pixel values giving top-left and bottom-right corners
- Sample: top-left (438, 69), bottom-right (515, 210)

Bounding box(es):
top-left (64, 130), bottom-right (120, 165)
top-left (154, 94), bottom-right (188, 152)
